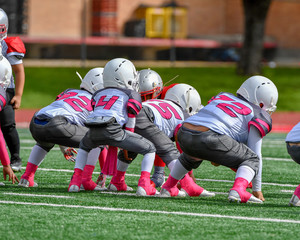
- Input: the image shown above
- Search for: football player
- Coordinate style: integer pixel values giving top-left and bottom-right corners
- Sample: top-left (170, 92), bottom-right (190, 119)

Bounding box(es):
top-left (0, 54), bottom-right (18, 184)
top-left (0, 8), bottom-right (26, 172)
top-left (114, 82), bottom-right (215, 197)
top-left (138, 69), bottom-right (196, 188)
top-left (286, 122), bottom-right (300, 206)
top-left (160, 76), bottom-right (278, 203)
top-left (18, 68), bottom-right (104, 190)
top-left (68, 58), bottom-right (157, 194)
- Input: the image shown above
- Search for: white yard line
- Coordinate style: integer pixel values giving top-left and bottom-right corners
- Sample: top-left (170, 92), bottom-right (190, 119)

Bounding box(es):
top-left (2, 192), bottom-right (74, 198)
top-left (0, 200), bottom-right (299, 224)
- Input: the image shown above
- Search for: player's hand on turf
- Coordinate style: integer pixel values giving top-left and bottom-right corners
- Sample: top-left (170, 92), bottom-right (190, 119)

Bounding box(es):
top-left (3, 165), bottom-right (19, 184)
top-left (59, 146), bottom-right (77, 163)
top-left (252, 191), bottom-right (265, 201)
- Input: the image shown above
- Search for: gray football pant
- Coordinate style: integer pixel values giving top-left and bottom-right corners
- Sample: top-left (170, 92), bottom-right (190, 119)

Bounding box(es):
top-left (30, 115), bottom-right (88, 152)
top-left (177, 126), bottom-right (259, 174)
top-left (80, 121), bottom-right (156, 156)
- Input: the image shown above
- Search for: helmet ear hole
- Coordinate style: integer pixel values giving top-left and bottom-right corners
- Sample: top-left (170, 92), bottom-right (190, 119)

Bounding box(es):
top-left (259, 103), bottom-right (264, 108)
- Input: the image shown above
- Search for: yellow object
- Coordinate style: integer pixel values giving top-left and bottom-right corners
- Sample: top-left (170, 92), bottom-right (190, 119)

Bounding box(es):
top-left (145, 7), bottom-right (187, 39)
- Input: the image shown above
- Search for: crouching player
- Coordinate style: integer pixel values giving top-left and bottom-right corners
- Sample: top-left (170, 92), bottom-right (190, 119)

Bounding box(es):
top-left (114, 82), bottom-right (215, 197)
top-left (0, 54), bottom-right (18, 184)
top-left (286, 122), bottom-right (300, 206)
top-left (68, 58), bottom-right (157, 193)
top-left (19, 68), bottom-right (104, 190)
top-left (160, 76), bottom-right (278, 203)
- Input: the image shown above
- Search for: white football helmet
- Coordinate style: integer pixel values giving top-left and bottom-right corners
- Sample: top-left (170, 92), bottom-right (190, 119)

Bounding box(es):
top-left (138, 69), bottom-right (163, 101)
top-left (164, 83), bottom-right (203, 116)
top-left (236, 75), bottom-right (278, 114)
top-left (0, 9), bottom-right (8, 41)
top-left (77, 67), bottom-right (104, 94)
top-left (103, 58), bottom-right (139, 91)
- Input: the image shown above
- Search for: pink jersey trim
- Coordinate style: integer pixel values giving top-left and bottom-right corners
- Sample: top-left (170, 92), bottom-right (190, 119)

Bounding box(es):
top-left (0, 94), bottom-right (6, 110)
top-left (248, 121), bottom-right (266, 137)
top-left (255, 118), bottom-right (270, 132)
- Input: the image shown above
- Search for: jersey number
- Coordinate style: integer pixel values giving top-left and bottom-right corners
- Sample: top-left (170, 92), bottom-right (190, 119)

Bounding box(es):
top-left (148, 101), bottom-right (182, 120)
top-left (95, 95), bottom-right (119, 110)
top-left (212, 94), bottom-right (252, 117)
top-left (57, 92), bottom-right (93, 112)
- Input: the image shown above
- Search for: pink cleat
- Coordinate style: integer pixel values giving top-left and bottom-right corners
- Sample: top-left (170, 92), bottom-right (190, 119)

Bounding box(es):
top-left (136, 171), bottom-right (159, 196)
top-left (179, 174), bottom-right (215, 197)
top-left (68, 168), bottom-right (83, 193)
top-left (107, 170), bottom-right (133, 191)
top-left (81, 165), bottom-right (106, 191)
top-left (160, 175), bottom-right (186, 197)
top-left (228, 177), bottom-right (262, 203)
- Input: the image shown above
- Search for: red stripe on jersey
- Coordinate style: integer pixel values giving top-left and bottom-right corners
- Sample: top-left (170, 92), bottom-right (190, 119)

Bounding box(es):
top-left (255, 118), bottom-right (270, 132)
top-left (248, 121), bottom-right (266, 137)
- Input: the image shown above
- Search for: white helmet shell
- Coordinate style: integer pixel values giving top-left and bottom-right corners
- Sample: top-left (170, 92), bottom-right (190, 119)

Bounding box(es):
top-left (0, 8), bottom-right (8, 41)
top-left (237, 75), bottom-right (278, 113)
top-left (78, 67), bottom-right (104, 94)
top-left (138, 69), bottom-right (163, 101)
top-left (0, 55), bottom-right (12, 89)
top-left (164, 83), bottom-right (203, 116)
top-left (103, 58), bottom-right (139, 91)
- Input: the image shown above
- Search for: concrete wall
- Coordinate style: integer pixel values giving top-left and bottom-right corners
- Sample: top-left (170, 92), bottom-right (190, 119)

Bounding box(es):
top-left (26, 0), bottom-right (300, 48)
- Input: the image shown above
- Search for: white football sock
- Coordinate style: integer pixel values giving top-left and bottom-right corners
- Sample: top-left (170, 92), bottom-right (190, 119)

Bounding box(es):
top-left (86, 147), bottom-right (101, 166)
top-left (117, 159), bottom-right (129, 172)
top-left (235, 165), bottom-right (255, 183)
top-left (170, 160), bottom-right (189, 180)
top-left (141, 152), bottom-right (156, 173)
top-left (28, 145), bottom-right (48, 166)
top-left (74, 149), bottom-right (89, 170)
top-left (167, 159), bottom-right (177, 171)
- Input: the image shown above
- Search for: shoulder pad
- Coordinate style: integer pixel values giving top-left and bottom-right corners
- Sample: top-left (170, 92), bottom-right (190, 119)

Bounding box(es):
top-left (4, 37), bottom-right (26, 54)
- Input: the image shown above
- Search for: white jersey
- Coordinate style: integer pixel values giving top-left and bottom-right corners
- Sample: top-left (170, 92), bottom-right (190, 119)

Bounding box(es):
top-left (1, 37), bottom-right (26, 88)
top-left (185, 92), bottom-right (272, 143)
top-left (88, 87), bottom-right (142, 127)
top-left (143, 99), bottom-right (185, 138)
top-left (36, 89), bottom-right (93, 126)
top-left (286, 122), bottom-right (300, 142)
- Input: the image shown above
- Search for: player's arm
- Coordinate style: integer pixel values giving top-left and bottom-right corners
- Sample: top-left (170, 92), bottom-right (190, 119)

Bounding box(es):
top-left (11, 63), bottom-right (25, 109)
top-left (247, 125), bottom-right (264, 201)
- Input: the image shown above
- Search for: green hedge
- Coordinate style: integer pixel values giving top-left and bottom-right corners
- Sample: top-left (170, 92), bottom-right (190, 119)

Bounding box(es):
top-left (22, 66), bottom-right (300, 111)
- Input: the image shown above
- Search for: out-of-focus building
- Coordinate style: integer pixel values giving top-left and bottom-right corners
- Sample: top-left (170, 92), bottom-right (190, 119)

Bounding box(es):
top-left (1, 0), bottom-right (299, 62)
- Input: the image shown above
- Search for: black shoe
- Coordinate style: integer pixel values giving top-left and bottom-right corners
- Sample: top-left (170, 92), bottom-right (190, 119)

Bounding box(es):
top-left (10, 155), bottom-right (22, 172)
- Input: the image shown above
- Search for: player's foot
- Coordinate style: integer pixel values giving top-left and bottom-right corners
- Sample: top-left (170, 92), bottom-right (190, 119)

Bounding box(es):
top-left (136, 177), bottom-right (159, 196)
top-left (228, 189), bottom-right (262, 204)
top-left (11, 156), bottom-right (22, 172)
top-left (18, 178), bottom-right (38, 188)
top-left (289, 194), bottom-right (300, 206)
top-left (68, 169), bottom-right (83, 193)
top-left (82, 179), bottom-right (107, 191)
top-left (0, 182), bottom-right (4, 186)
top-left (179, 174), bottom-right (215, 197)
top-left (150, 169), bottom-right (165, 188)
top-left (96, 173), bottom-right (107, 189)
top-left (160, 187), bottom-right (186, 197)
top-left (108, 170), bottom-right (132, 191)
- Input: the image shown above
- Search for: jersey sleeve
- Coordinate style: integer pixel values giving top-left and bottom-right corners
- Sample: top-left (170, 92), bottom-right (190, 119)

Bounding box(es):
top-left (248, 108), bottom-right (272, 137)
top-left (127, 90), bottom-right (142, 116)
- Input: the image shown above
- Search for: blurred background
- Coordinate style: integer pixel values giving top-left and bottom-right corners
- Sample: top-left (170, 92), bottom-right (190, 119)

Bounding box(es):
top-left (1, 0), bottom-right (299, 65)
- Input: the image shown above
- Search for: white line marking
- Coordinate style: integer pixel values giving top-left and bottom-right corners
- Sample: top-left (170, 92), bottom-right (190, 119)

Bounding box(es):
top-left (2, 192), bottom-right (74, 199)
top-left (0, 200), bottom-right (299, 224)
top-left (281, 190), bottom-right (294, 193)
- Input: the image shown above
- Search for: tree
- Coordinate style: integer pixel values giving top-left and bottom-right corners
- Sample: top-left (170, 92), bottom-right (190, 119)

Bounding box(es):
top-left (237, 0), bottom-right (272, 75)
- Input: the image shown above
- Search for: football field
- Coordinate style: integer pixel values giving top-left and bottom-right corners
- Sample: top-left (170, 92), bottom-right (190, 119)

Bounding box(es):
top-left (0, 128), bottom-right (300, 240)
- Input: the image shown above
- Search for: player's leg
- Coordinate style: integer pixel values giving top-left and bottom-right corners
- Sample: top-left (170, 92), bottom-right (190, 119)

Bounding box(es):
top-left (0, 89), bottom-right (22, 171)
top-left (287, 143), bottom-right (300, 206)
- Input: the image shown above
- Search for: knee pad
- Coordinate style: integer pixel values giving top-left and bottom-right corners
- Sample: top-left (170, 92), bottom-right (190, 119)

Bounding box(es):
top-left (178, 153), bottom-right (202, 171)
top-left (118, 150), bottom-right (138, 164)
